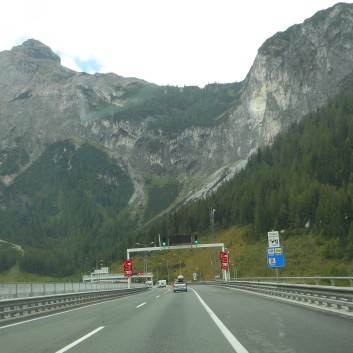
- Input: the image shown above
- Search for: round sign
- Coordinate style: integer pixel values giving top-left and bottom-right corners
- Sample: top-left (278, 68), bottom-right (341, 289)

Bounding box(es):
top-left (124, 268), bottom-right (133, 277)
top-left (221, 261), bottom-right (229, 269)
top-left (124, 259), bottom-right (132, 268)
top-left (220, 251), bottom-right (228, 260)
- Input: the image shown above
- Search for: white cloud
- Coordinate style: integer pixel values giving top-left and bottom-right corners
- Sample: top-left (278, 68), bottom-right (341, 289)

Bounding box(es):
top-left (60, 55), bottom-right (82, 73)
top-left (0, 0), bottom-right (349, 87)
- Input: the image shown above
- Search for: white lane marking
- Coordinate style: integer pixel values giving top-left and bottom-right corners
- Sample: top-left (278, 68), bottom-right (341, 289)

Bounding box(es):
top-left (136, 302), bottom-right (146, 308)
top-left (55, 326), bottom-right (104, 353)
top-left (155, 295), bottom-right (161, 298)
top-left (191, 288), bottom-right (249, 353)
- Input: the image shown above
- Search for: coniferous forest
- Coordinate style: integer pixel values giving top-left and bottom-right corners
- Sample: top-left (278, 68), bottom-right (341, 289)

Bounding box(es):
top-left (141, 88), bottom-right (353, 261)
top-left (0, 86), bottom-right (352, 277)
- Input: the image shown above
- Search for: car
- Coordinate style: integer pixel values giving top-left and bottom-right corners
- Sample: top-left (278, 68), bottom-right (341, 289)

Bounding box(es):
top-left (157, 279), bottom-right (166, 287)
top-left (173, 275), bottom-right (187, 292)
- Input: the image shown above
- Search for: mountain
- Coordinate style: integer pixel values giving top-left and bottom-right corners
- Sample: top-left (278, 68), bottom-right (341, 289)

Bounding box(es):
top-left (0, 3), bottom-right (353, 275)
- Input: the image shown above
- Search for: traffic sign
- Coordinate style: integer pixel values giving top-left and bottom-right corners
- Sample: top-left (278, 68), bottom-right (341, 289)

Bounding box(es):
top-left (124, 268), bottom-right (133, 277)
top-left (221, 262), bottom-right (229, 269)
top-left (268, 231), bottom-right (280, 247)
top-left (266, 246), bottom-right (284, 267)
top-left (220, 251), bottom-right (229, 269)
top-left (220, 251), bottom-right (228, 260)
top-left (124, 259), bottom-right (132, 267)
top-left (124, 259), bottom-right (133, 277)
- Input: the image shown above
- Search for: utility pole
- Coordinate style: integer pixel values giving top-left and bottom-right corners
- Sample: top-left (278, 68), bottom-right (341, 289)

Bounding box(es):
top-left (210, 207), bottom-right (217, 278)
top-left (136, 242), bottom-right (154, 283)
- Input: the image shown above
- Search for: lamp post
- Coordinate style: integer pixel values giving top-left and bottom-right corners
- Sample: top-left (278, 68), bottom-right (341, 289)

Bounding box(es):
top-left (162, 258), bottom-right (171, 283)
top-left (136, 242), bottom-right (154, 283)
top-left (231, 263), bottom-right (238, 280)
top-left (96, 259), bottom-right (103, 270)
top-left (210, 208), bottom-right (217, 278)
top-left (90, 268), bottom-right (95, 283)
top-left (173, 253), bottom-right (182, 275)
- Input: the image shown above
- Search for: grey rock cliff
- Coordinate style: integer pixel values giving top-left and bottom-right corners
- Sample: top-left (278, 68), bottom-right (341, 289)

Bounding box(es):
top-left (1, 3), bottom-right (353, 216)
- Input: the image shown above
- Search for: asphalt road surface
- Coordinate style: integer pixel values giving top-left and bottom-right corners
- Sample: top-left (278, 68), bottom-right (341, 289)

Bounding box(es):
top-left (0, 284), bottom-right (352, 353)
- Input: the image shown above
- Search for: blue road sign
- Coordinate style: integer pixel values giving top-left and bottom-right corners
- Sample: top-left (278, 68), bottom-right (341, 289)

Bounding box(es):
top-left (266, 246), bottom-right (285, 268)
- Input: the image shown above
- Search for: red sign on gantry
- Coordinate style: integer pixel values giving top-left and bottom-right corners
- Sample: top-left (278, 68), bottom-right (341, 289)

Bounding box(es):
top-left (221, 262), bottom-right (229, 269)
top-left (124, 268), bottom-right (133, 277)
top-left (124, 259), bottom-right (132, 268)
top-left (220, 252), bottom-right (228, 260)
top-left (220, 251), bottom-right (229, 269)
top-left (123, 259), bottom-right (133, 277)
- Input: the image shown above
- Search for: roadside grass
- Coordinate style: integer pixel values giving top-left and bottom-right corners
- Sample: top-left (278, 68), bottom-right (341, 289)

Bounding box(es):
top-left (2, 226), bottom-right (352, 283)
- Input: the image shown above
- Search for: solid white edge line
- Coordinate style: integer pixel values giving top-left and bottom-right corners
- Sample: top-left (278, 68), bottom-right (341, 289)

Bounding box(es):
top-left (191, 288), bottom-right (249, 353)
top-left (136, 302), bottom-right (146, 308)
top-left (55, 326), bottom-right (104, 353)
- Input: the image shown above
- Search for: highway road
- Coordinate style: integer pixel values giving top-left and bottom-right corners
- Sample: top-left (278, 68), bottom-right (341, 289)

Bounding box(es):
top-left (0, 284), bottom-right (352, 353)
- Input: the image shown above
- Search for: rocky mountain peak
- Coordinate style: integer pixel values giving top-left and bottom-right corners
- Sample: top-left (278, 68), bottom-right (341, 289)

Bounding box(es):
top-left (11, 39), bottom-right (61, 64)
top-left (0, 2), bottom-right (353, 222)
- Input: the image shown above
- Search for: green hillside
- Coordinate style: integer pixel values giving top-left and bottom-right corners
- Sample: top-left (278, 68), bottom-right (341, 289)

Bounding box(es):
top-left (137, 87), bottom-right (353, 276)
top-left (1, 86), bottom-right (353, 280)
top-left (107, 82), bottom-right (242, 136)
top-left (124, 225), bottom-right (353, 283)
top-left (0, 140), bottom-right (134, 276)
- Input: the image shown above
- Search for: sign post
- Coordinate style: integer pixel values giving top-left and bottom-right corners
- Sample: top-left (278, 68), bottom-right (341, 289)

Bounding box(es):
top-left (266, 247), bottom-right (285, 267)
top-left (266, 231), bottom-right (284, 280)
top-left (220, 251), bottom-right (229, 281)
top-left (124, 259), bottom-right (133, 288)
top-left (267, 231), bottom-right (280, 247)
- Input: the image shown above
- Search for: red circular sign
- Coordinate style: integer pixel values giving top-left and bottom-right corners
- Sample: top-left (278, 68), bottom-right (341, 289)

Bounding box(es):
top-left (124, 259), bottom-right (132, 268)
top-left (124, 268), bottom-right (133, 277)
top-left (221, 261), bottom-right (229, 269)
top-left (220, 251), bottom-right (228, 260)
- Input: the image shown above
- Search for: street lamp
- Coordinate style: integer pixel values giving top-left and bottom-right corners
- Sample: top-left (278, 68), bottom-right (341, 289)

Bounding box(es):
top-left (90, 268), bottom-right (95, 283)
top-left (230, 263), bottom-right (238, 280)
top-left (136, 242), bottom-right (155, 283)
top-left (162, 258), bottom-right (171, 283)
top-left (95, 259), bottom-right (103, 270)
top-left (173, 253), bottom-right (182, 274)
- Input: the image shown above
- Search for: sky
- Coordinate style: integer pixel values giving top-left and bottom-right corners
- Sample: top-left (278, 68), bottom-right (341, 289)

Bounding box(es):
top-left (0, 0), bottom-right (350, 87)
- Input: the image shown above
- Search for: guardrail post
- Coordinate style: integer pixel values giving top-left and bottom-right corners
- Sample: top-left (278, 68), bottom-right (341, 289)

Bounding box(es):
top-left (331, 278), bottom-right (336, 286)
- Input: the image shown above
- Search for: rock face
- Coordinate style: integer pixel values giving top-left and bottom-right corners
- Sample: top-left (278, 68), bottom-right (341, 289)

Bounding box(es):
top-left (0, 39), bottom-right (147, 158)
top-left (1, 3), bottom-right (353, 218)
top-left (242, 2), bottom-right (353, 147)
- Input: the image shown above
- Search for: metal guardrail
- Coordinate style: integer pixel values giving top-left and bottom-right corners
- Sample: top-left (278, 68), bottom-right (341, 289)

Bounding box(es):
top-left (236, 276), bottom-right (353, 287)
top-left (0, 281), bottom-right (129, 300)
top-left (0, 287), bottom-right (149, 322)
top-left (201, 280), bottom-right (353, 314)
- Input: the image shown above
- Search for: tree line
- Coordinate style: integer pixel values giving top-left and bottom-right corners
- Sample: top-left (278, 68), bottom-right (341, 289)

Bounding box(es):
top-left (141, 87), bottom-right (353, 260)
